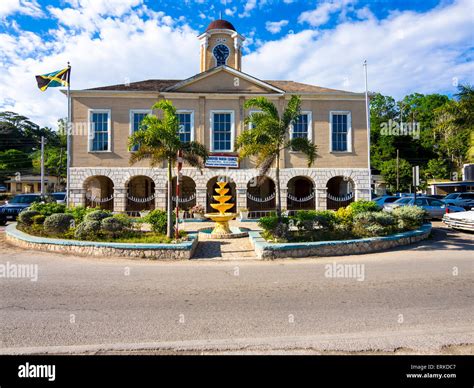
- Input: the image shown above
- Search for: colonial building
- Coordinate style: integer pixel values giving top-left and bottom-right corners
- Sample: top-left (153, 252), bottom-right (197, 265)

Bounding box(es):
top-left (67, 19), bottom-right (370, 216)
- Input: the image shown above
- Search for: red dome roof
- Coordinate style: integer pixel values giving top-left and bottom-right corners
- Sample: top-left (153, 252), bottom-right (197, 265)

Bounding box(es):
top-left (206, 19), bottom-right (236, 32)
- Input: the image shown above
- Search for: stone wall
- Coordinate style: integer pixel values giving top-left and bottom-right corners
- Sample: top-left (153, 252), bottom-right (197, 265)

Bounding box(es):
top-left (249, 224), bottom-right (432, 259)
top-left (5, 225), bottom-right (198, 260)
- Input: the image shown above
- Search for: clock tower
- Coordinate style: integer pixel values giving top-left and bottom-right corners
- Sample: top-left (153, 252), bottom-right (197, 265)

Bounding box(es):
top-left (198, 19), bottom-right (245, 72)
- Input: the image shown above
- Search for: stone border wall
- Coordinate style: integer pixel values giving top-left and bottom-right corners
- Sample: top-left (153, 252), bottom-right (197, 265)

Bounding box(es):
top-left (5, 224), bottom-right (198, 260)
top-left (249, 224), bottom-right (432, 259)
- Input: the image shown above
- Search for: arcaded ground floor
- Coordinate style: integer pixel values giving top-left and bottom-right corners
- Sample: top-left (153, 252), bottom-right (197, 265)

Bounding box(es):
top-left (68, 167), bottom-right (371, 216)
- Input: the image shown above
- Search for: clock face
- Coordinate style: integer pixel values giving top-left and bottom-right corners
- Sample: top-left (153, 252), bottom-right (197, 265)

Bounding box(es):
top-left (213, 44), bottom-right (230, 66)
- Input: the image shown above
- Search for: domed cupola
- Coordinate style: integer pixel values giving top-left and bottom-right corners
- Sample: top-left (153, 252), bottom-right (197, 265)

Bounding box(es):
top-left (198, 19), bottom-right (245, 72)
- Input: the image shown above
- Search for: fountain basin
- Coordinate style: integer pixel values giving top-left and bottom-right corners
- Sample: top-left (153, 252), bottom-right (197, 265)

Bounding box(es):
top-left (198, 226), bottom-right (249, 239)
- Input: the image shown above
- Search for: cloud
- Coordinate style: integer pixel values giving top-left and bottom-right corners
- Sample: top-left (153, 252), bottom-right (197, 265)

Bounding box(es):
top-left (245, 0), bottom-right (473, 98)
top-left (298, 0), bottom-right (356, 27)
top-left (225, 6), bottom-right (237, 17)
top-left (0, 0), bottom-right (43, 18)
top-left (265, 20), bottom-right (289, 34)
top-left (0, 4), bottom-right (199, 127)
top-left (239, 0), bottom-right (256, 18)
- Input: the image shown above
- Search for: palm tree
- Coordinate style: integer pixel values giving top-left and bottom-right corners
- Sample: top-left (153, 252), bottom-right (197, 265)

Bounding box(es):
top-left (236, 95), bottom-right (317, 218)
top-left (128, 100), bottom-right (208, 238)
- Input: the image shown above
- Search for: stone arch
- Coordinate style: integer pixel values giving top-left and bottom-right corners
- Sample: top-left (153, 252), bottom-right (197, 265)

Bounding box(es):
top-left (246, 175), bottom-right (276, 211)
top-left (83, 175), bottom-right (114, 211)
top-left (326, 175), bottom-right (355, 210)
top-left (125, 175), bottom-right (156, 214)
top-left (281, 168), bottom-right (317, 191)
top-left (206, 175), bottom-right (237, 214)
top-left (287, 175), bottom-right (315, 211)
top-left (170, 175), bottom-right (197, 214)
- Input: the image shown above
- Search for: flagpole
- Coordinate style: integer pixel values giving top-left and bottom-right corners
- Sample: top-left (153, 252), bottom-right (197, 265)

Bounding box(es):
top-left (363, 59), bottom-right (372, 198)
top-left (66, 62), bottom-right (71, 207)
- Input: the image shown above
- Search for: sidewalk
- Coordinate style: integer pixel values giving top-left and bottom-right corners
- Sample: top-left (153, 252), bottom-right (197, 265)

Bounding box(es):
top-left (182, 219), bottom-right (261, 260)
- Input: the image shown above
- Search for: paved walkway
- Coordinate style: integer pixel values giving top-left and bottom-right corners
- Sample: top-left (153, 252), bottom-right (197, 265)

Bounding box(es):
top-left (181, 220), bottom-right (260, 260)
top-left (193, 237), bottom-right (257, 260)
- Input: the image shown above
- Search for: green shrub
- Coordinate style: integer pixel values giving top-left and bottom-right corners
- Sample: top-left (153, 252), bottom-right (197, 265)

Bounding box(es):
top-left (144, 209), bottom-right (173, 234)
top-left (112, 213), bottom-right (133, 229)
top-left (258, 215), bottom-right (280, 232)
top-left (31, 214), bottom-right (46, 225)
top-left (392, 206), bottom-right (426, 230)
top-left (84, 209), bottom-right (111, 222)
top-left (65, 206), bottom-right (96, 223)
top-left (348, 200), bottom-right (380, 216)
top-left (258, 215), bottom-right (290, 240)
top-left (17, 210), bottom-right (40, 226)
top-left (292, 210), bottom-right (336, 231)
top-left (352, 211), bottom-right (396, 237)
top-left (74, 220), bottom-right (101, 240)
top-left (334, 206), bottom-right (354, 225)
top-left (101, 217), bottom-right (125, 237)
top-left (43, 213), bottom-right (75, 235)
top-left (29, 202), bottom-right (66, 216)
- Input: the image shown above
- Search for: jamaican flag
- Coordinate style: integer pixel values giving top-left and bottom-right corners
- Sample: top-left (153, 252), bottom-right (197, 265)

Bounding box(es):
top-left (35, 67), bottom-right (70, 91)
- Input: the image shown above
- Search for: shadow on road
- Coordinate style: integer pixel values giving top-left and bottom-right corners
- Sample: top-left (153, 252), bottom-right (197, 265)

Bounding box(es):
top-left (393, 223), bottom-right (474, 253)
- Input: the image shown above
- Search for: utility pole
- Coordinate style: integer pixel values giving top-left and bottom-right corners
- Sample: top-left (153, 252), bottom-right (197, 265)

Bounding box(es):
top-left (396, 149), bottom-right (399, 193)
top-left (413, 166), bottom-right (420, 204)
top-left (57, 147), bottom-right (63, 192)
top-left (40, 136), bottom-right (45, 196)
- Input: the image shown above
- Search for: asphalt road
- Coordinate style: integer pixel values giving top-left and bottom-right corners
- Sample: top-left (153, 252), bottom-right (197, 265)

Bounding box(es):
top-left (0, 222), bottom-right (473, 354)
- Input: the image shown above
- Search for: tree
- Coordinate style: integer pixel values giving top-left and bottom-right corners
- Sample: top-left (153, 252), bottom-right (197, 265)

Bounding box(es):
top-left (0, 111), bottom-right (61, 152)
top-left (433, 84), bottom-right (474, 170)
top-left (0, 149), bottom-right (33, 179)
top-left (236, 95), bottom-right (317, 218)
top-left (128, 100), bottom-right (208, 238)
top-left (30, 119), bottom-right (67, 181)
top-left (425, 159), bottom-right (450, 180)
top-left (369, 93), bottom-right (397, 170)
top-left (380, 158), bottom-right (412, 193)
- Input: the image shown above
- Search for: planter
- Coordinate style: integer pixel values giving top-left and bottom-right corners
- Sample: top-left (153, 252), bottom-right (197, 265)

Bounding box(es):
top-left (5, 223), bottom-right (198, 260)
top-left (239, 211), bottom-right (249, 220)
top-left (248, 223), bottom-right (432, 259)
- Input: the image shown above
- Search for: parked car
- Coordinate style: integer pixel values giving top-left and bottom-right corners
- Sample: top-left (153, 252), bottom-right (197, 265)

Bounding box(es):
top-left (0, 194), bottom-right (46, 225)
top-left (443, 210), bottom-right (474, 232)
top-left (427, 194), bottom-right (445, 200)
top-left (383, 196), bottom-right (465, 219)
top-left (372, 195), bottom-right (400, 208)
top-left (51, 192), bottom-right (67, 204)
top-left (443, 192), bottom-right (474, 208)
top-left (462, 200), bottom-right (474, 210)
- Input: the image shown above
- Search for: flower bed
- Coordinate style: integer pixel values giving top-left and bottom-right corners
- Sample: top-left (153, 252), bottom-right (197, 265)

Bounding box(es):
top-left (6, 224), bottom-right (198, 260)
top-left (251, 200), bottom-right (432, 259)
top-left (249, 223), bottom-right (432, 259)
top-left (7, 204), bottom-right (196, 259)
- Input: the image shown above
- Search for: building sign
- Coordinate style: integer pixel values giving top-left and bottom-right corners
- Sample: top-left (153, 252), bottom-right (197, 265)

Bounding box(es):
top-left (205, 155), bottom-right (239, 168)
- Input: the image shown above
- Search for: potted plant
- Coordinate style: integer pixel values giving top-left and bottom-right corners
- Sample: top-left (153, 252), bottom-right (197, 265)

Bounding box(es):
top-left (239, 208), bottom-right (249, 220)
top-left (190, 204), bottom-right (205, 220)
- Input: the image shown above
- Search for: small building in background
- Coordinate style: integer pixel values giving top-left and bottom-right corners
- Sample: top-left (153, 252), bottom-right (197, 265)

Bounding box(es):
top-left (4, 175), bottom-right (60, 194)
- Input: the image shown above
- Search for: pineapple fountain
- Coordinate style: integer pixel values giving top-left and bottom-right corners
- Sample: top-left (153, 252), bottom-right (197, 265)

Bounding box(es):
top-left (199, 180), bottom-right (248, 239)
